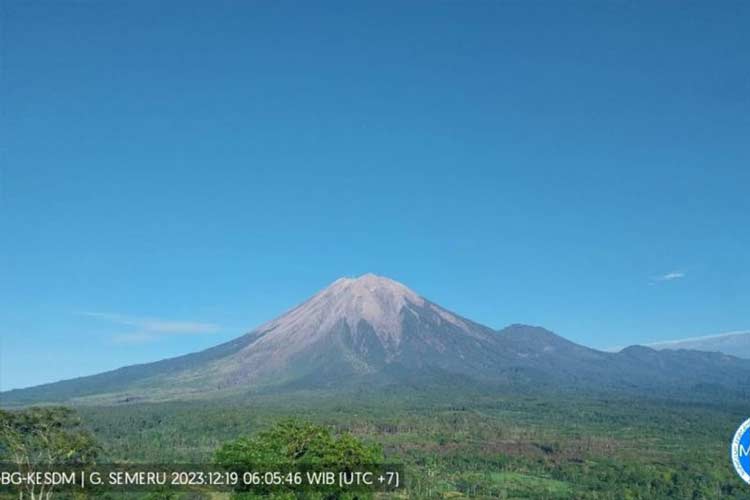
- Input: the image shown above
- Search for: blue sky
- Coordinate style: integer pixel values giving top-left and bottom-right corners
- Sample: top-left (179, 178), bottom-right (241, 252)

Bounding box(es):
top-left (2, 1), bottom-right (748, 390)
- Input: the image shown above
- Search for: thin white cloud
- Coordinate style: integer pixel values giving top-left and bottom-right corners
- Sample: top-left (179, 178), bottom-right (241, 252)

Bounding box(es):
top-left (79, 312), bottom-right (221, 343)
top-left (605, 330), bottom-right (750, 353)
top-left (651, 271), bottom-right (685, 283)
top-left (646, 330), bottom-right (750, 347)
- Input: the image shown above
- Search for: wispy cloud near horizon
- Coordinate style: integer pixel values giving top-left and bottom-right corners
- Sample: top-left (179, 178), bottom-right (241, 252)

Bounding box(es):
top-left (78, 312), bottom-right (221, 344)
top-left (646, 330), bottom-right (750, 347)
top-left (605, 329), bottom-right (750, 353)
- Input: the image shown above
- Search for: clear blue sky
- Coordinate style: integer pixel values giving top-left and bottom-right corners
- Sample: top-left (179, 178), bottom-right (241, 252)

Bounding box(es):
top-left (1, 1), bottom-right (748, 390)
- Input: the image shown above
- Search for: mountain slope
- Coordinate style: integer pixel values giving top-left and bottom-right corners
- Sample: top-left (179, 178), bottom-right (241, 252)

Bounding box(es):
top-left (3, 274), bottom-right (750, 405)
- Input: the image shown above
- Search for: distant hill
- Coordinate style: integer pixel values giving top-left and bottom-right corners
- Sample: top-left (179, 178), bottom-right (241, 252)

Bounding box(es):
top-left (3, 274), bottom-right (750, 406)
top-left (648, 331), bottom-right (750, 359)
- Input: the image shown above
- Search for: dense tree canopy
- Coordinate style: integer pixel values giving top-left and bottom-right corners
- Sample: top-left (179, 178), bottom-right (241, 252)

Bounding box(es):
top-left (0, 406), bottom-right (99, 467)
top-left (0, 406), bottom-right (100, 499)
top-left (214, 420), bottom-right (383, 499)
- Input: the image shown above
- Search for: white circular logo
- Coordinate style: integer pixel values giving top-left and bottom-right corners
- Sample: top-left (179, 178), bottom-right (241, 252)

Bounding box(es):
top-left (732, 418), bottom-right (750, 484)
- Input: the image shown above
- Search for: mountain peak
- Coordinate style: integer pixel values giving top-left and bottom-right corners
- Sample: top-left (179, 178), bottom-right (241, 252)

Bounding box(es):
top-left (331, 272), bottom-right (406, 286)
top-left (312, 274), bottom-right (425, 335)
top-left (328, 273), bottom-right (421, 303)
top-left (250, 274), bottom-right (426, 355)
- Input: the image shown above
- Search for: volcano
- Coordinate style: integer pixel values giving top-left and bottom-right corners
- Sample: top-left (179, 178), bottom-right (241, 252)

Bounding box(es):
top-left (3, 274), bottom-right (750, 405)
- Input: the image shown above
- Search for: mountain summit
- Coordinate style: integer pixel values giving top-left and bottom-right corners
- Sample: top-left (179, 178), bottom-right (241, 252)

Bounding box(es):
top-left (4, 274), bottom-right (750, 405)
top-left (217, 273), bottom-right (501, 388)
top-left (247, 273), bottom-right (476, 362)
top-left (258, 273), bottom-right (431, 351)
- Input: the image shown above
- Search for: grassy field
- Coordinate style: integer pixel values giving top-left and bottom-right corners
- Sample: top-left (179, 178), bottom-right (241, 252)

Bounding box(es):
top-left (67, 387), bottom-right (750, 499)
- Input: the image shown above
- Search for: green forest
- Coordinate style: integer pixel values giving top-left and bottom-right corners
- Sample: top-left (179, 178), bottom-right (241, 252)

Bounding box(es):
top-left (2, 386), bottom-right (748, 499)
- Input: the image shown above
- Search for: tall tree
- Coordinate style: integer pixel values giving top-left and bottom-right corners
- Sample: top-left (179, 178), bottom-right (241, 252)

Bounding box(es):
top-left (215, 420), bottom-right (383, 499)
top-left (0, 407), bottom-right (100, 500)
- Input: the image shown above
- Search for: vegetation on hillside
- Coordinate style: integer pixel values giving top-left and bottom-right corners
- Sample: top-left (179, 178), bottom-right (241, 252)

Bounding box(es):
top-left (2, 389), bottom-right (748, 498)
top-left (76, 388), bottom-right (750, 498)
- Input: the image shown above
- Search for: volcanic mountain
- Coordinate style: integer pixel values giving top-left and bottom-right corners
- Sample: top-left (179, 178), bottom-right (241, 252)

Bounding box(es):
top-left (3, 274), bottom-right (750, 405)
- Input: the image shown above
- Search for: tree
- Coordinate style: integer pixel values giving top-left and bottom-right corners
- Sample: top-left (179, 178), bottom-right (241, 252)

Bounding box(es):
top-left (0, 407), bottom-right (100, 500)
top-left (214, 420), bottom-right (383, 499)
